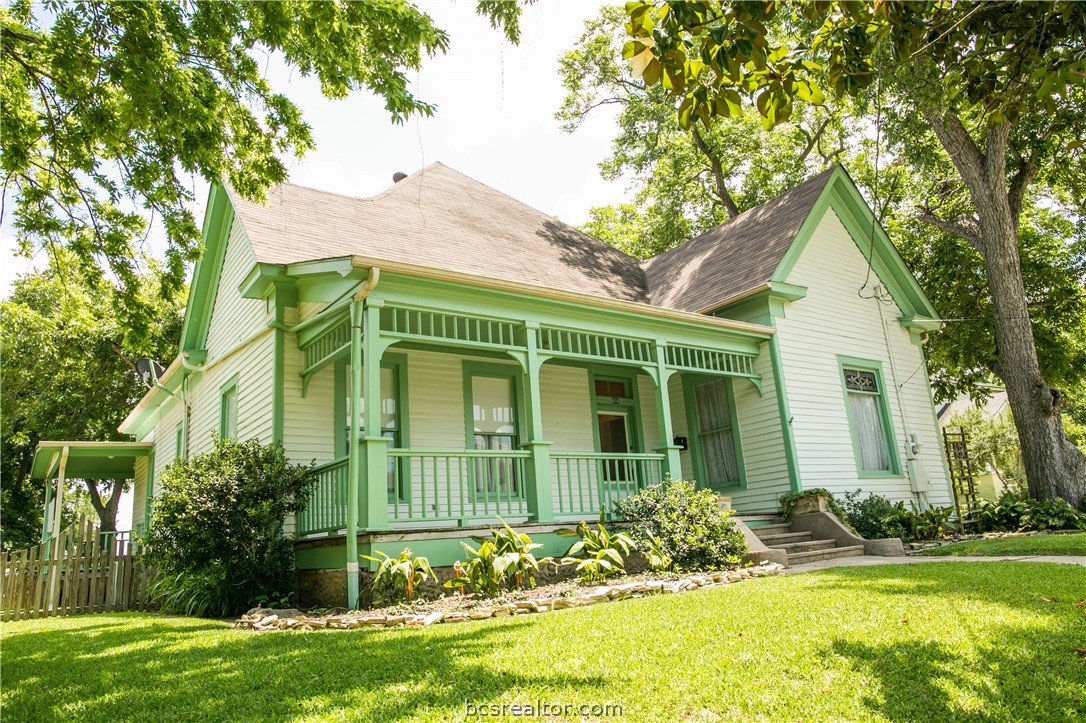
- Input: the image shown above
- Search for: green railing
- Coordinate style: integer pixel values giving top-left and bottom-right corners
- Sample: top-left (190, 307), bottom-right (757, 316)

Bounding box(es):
top-left (388, 449), bottom-right (530, 523)
top-left (297, 458), bottom-right (350, 535)
top-left (551, 452), bottom-right (665, 518)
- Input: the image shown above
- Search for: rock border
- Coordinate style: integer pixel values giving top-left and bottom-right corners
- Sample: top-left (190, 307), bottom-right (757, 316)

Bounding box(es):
top-left (235, 562), bottom-right (785, 632)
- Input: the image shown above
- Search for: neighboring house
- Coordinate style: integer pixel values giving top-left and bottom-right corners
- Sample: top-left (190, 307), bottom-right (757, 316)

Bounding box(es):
top-left (32, 163), bottom-right (954, 604)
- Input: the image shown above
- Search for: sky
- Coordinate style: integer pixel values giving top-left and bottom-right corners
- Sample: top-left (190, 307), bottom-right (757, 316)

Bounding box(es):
top-left (0, 0), bottom-right (627, 297)
top-left (4, 0), bottom-right (628, 530)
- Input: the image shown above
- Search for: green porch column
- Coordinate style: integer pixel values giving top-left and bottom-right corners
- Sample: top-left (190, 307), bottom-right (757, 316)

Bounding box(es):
top-left (360, 300), bottom-right (390, 532)
top-left (345, 301), bottom-right (363, 608)
top-left (522, 323), bottom-right (554, 523)
top-left (653, 343), bottom-right (684, 481)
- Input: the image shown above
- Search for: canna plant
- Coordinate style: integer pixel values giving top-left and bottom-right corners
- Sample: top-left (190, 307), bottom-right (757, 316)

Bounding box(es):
top-left (361, 548), bottom-right (436, 605)
top-left (557, 512), bottom-right (636, 583)
top-left (444, 520), bottom-right (550, 597)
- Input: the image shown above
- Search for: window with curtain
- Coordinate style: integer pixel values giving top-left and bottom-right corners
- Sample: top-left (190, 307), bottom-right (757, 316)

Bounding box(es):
top-left (469, 374), bottom-right (518, 495)
top-left (693, 378), bottom-right (740, 486)
top-left (843, 367), bottom-right (893, 472)
top-left (344, 364), bottom-right (402, 498)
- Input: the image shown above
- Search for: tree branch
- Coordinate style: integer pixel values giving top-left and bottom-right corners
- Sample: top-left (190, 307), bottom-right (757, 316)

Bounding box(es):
top-left (1007, 162), bottom-right (1039, 227)
top-left (690, 126), bottom-right (740, 219)
top-left (916, 210), bottom-right (983, 250)
top-left (924, 110), bottom-right (986, 194)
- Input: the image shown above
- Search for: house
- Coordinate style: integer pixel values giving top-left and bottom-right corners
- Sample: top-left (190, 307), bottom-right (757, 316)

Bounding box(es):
top-left (32, 163), bottom-right (954, 605)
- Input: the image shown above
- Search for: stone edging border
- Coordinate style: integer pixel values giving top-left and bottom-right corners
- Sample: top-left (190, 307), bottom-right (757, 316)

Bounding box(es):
top-left (235, 562), bottom-right (786, 632)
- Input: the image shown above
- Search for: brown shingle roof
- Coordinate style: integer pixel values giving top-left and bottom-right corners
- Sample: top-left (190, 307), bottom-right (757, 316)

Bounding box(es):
top-left (641, 167), bottom-right (835, 312)
top-left (228, 163), bottom-right (648, 303)
top-left (228, 162), bottom-right (833, 314)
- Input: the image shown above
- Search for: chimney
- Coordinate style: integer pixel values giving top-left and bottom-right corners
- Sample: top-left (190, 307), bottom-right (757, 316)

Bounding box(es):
top-left (392, 172), bottom-right (408, 183)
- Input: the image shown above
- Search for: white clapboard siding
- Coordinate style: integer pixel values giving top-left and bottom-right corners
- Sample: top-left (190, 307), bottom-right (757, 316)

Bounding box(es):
top-left (283, 333), bottom-right (336, 466)
top-left (727, 348), bottom-right (792, 512)
top-left (540, 365), bottom-right (595, 452)
top-left (131, 456), bottom-right (149, 530)
top-left (774, 208), bottom-right (953, 506)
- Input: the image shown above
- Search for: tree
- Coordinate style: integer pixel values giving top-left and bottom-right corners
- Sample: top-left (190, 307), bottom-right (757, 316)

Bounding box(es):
top-left (619, 1), bottom-right (1086, 506)
top-left (1, 255), bottom-right (184, 547)
top-left (1, 0), bottom-right (523, 339)
top-left (557, 5), bottom-right (855, 258)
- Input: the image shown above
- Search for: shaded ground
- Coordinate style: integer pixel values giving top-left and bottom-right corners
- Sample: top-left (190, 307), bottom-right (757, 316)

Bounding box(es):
top-left (919, 532), bottom-right (1086, 557)
top-left (3, 562), bottom-right (1084, 722)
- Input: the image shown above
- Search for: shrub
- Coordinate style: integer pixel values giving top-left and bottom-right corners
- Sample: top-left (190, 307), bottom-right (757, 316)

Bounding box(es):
top-left (617, 479), bottom-right (746, 571)
top-left (141, 438), bottom-right (316, 617)
top-left (909, 506), bottom-right (956, 541)
top-left (557, 513), bottom-right (636, 583)
top-left (361, 548), bottom-right (436, 605)
top-left (444, 520), bottom-right (549, 597)
top-left (975, 492), bottom-right (1086, 532)
top-left (839, 491), bottom-right (914, 541)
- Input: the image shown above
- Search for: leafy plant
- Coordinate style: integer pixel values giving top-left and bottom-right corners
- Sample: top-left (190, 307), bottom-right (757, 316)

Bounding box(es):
top-left (839, 491), bottom-right (913, 541)
top-left (557, 512), bottom-right (636, 583)
top-left (974, 492), bottom-right (1086, 533)
top-left (252, 591), bottom-right (296, 610)
top-left (778, 488), bottom-right (851, 522)
top-left (141, 438), bottom-right (316, 617)
top-left (444, 520), bottom-right (549, 597)
top-left (909, 506), bottom-right (956, 542)
top-left (617, 479), bottom-right (747, 571)
top-left (361, 548), bottom-right (436, 605)
top-left (642, 535), bottom-right (673, 572)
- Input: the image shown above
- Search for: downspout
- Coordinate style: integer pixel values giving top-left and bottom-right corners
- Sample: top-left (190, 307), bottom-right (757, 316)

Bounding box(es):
top-left (346, 268), bottom-right (380, 609)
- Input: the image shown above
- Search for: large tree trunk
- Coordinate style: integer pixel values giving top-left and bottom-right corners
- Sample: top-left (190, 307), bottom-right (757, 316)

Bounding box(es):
top-left (926, 113), bottom-right (1086, 508)
top-left (85, 479), bottom-right (122, 533)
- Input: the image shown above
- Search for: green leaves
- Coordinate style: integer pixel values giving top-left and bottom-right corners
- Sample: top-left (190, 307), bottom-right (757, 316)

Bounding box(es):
top-left (362, 548), bottom-right (436, 605)
top-left (556, 513), bottom-right (636, 583)
top-left (445, 519), bottom-right (548, 596)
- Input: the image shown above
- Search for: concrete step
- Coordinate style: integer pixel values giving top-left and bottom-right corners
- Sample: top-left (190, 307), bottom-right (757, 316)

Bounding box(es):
top-left (757, 531), bottom-right (813, 545)
top-left (787, 545), bottom-right (865, 564)
top-left (752, 523), bottom-right (791, 536)
top-left (767, 539), bottom-right (837, 553)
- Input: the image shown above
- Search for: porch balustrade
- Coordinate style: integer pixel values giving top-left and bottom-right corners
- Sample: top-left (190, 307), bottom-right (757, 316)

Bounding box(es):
top-left (295, 450), bottom-right (665, 536)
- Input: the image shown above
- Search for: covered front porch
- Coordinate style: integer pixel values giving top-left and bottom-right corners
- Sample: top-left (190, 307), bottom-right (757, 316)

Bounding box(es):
top-left (280, 268), bottom-right (780, 543)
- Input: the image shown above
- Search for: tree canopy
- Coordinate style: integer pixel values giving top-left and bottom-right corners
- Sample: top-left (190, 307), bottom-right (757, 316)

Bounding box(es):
top-left (573, 1), bottom-right (1086, 504)
top-left (1, 0), bottom-right (523, 341)
top-left (1, 257), bottom-right (185, 548)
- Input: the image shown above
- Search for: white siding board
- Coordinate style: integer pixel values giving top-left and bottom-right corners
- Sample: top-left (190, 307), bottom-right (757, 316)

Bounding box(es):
top-left (727, 348), bottom-right (792, 512)
top-left (774, 209), bottom-right (952, 507)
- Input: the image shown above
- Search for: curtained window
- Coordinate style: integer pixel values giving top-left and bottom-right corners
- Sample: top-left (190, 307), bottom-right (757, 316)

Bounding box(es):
top-left (693, 378), bottom-right (740, 486)
top-left (843, 367), bottom-right (893, 472)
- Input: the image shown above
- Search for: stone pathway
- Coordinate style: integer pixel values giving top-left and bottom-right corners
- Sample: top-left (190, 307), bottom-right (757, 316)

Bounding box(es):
top-left (787, 553), bottom-right (1086, 574)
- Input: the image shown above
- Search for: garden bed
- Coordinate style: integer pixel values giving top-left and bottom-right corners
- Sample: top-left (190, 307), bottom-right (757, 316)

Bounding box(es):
top-left (905, 528), bottom-right (1086, 555)
top-left (235, 562), bottom-right (785, 632)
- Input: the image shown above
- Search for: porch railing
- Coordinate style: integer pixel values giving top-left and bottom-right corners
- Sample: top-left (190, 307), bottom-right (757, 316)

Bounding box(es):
top-left (296, 450), bottom-right (665, 536)
top-left (551, 452), bottom-right (665, 518)
top-left (297, 457), bottom-right (350, 535)
top-left (388, 449), bottom-right (530, 523)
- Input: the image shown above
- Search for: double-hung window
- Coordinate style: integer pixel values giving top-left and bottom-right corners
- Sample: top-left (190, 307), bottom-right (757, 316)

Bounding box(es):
top-left (343, 359), bottom-right (405, 500)
top-left (687, 377), bottom-right (742, 488)
top-left (219, 377), bottom-right (238, 440)
top-left (840, 360), bottom-right (898, 475)
top-left (464, 364), bottom-right (520, 496)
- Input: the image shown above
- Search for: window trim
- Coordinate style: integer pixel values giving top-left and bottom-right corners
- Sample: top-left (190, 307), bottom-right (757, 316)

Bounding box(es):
top-left (219, 374), bottom-right (239, 440)
top-left (837, 356), bottom-right (901, 478)
top-left (462, 360), bottom-right (526, 501)
top-left (682, 374), bottom-right (746, 490)
top-left (337, 353), bottom-right (410, 501)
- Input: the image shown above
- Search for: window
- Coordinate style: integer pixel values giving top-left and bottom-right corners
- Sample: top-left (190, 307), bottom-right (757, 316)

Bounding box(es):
top-left (219, 378), bottom-right (238, 440)
top-left (175, 422), bottom-right (184, 461)
top-left (464, 364), bottom-right (520, 496)
top-left (840, 361), bottom-right (897, 474)
top-left (342, 360), bottom-right (405, 499)
top-left (688, 378), bottom-right (742, 488)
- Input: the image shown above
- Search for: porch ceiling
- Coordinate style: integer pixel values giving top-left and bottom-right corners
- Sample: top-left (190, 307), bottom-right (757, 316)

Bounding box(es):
top-left (30, 442), bottom-right (154, 480)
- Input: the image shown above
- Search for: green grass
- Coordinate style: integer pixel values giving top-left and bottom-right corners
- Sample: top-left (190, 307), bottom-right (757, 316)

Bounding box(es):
top-left (3, 563), bottom-right (1084, 722)
top-left (920, 533), bottom-right (1086, 557)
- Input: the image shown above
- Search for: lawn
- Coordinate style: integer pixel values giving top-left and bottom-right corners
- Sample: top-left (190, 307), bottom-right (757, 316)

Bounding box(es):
top-left (920, 533), bottom-right (1086, 557)
top-left (3, 563), bottom-right (1084, 722)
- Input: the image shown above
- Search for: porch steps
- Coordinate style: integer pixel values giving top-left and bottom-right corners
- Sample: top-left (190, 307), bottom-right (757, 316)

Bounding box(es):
top-left (750, 521), bottom-right (866, 566)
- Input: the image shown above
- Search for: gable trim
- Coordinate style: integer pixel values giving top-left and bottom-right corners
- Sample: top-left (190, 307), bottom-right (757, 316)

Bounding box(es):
top-left (179, 184), bottom-right (235, 353)
top-left (771, 167), bottom-right (938, 321)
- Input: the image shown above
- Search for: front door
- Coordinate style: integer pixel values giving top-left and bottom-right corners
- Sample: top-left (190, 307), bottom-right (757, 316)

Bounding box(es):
top-left (597, 408), bottom-right (633, 481)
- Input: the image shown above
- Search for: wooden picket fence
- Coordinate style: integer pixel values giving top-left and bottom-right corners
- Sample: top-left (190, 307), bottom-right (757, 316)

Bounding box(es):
top-left (0, 516), bottom-right (156, 620)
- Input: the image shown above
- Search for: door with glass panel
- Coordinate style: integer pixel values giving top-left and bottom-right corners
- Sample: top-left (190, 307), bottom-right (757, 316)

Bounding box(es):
top-left (468, 373), bottom-right (519, 496)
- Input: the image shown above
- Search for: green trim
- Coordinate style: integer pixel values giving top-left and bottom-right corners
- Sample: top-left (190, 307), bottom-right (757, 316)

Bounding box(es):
top-left (586, 366), bottom-right (645, 455)
top-left (836, 355), bottom-right (903, 478)
top-left (772, 167), bottom-right (938, 321)
top-left (175, 421), bottom-right (184, 461)
top-left (180, 185), bottom-right (235, 352)
top-left (461, 360), bottom-right (526, 502)
top-left (361, 301), bottom-right (390, 532)
top-left (219, 374), bottom-right (239, 440)
top-left (345, 301), bottom-right (363, 607)
top-left (334, 357), bottom-right (348, 458)
top-left (143, 448), bottom-right (156, 527)
top-left (681, 375), bottom-right (746, 490)
top-left (769, 335), bottom-right (802, 493)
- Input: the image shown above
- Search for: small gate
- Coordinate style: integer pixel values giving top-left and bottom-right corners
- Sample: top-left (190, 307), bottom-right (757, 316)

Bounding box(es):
top-left (0, 515), bottom-right (155, 620)
top-left (942, 428), bottom-right (979, 524)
